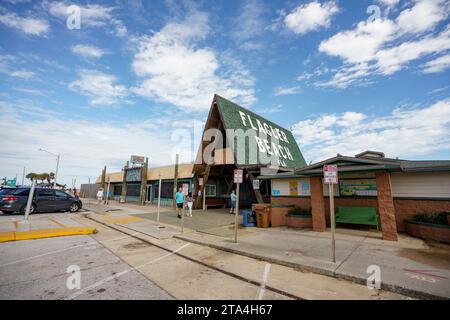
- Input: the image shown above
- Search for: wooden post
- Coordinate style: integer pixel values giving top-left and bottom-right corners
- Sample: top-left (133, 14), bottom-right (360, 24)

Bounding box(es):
top-left (234, 183), bottom-right (240, 243)
top-left (100, 166), bottom-right (106, 190)
top-left (120, 161), bottom-right (129, 203)
top-left (140, 157), bottom-right (148, 206)
top-left (157, 173), bottom-right (161, 222)
top-left (329, 184), bottom-right (336, 263)
top-left (173, 154), bottom-right (179, 209)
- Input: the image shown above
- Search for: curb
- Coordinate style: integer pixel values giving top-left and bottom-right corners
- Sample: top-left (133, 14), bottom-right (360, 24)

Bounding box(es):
top-left (0, 226), bottom-right (97, 243)
top-left (174, 234), bottom-right (448, 300)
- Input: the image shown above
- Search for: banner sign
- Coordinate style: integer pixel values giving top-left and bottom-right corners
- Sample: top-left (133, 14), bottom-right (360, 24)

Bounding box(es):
top-left (126, 167), bottom-right (141, 182)
top-left (182, 183), bottom-right (189, 195)
top-left (339, 179), bottom-right (377, 196)
top-left (252, 179), bottom-right (260, 190)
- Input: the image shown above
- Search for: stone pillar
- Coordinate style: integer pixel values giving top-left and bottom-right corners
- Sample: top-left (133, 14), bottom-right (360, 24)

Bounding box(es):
top-left (375, 172), bottom-right (398, 241)
top-left (310, 176), bottom-right (326, 232)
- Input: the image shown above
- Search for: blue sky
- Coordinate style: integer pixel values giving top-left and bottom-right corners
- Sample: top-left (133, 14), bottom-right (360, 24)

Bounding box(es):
top-left (0, 0), bottom-right (449, 186)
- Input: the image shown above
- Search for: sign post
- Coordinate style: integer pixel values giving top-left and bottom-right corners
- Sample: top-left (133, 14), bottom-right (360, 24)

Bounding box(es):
top-left (233, 169), bottom-right (243, 243)
top-left (324, 165), bottom-right (338, 263)
top-left (157, 173), bottom-right (162, 223)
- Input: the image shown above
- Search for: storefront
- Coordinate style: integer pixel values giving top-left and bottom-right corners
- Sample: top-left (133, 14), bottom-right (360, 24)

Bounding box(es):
top-left (260, 151), bottom-right (450, 241)
top-left (192, 94), bottom-right (307, 209)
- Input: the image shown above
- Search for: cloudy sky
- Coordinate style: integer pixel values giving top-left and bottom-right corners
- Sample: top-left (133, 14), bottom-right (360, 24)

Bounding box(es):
top-left (0, 0), bottom-right (449, 186)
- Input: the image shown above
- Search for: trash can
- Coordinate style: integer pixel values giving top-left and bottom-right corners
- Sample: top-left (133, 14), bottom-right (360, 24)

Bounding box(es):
top-left (253, 204), bottom-right (271, 228)
top-left (242, 209), bottom-right (256, 227)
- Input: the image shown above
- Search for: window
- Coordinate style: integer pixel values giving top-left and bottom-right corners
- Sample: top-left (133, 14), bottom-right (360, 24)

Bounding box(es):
top-left (0, 188), bottom-right (15, 196)
top-left (13, 188), bottom-right (29, 196)
top-left (126, 184), bottom-right (141, 197)
top-left (55, 190), bottom-right (69, 198)
top-left (205, 184), bottom-right (216, 197)
top-left (38, 189), bottom-right (54, 197)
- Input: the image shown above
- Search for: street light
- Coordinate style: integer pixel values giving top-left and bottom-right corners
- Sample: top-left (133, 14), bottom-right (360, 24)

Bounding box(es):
top-left (38, 148), bottom-right (60, 189)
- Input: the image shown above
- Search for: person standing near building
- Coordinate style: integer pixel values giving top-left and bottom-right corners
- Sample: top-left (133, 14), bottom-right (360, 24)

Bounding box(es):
top-left (176, 187), bottom-right (184, 219)
top-left (97, 188), bottom-right (104, 204)
top-left (73, 187), bottom-right (79, 199)
top-left (230, 190), bottom-right (237, 214)
top-left (186, 192), bottom-right (194, 217)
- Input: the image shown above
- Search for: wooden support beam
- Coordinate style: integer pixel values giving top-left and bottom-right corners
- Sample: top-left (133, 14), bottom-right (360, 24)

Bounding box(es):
top-left (248, 171), bottom-right (264, 204)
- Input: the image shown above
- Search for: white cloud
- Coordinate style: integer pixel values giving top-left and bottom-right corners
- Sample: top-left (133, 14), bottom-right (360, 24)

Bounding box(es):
top-left (0, 11), bottom-right (49, 36)
top-left (71, 45), bottom-right (106, 59)
top-left (317, 0), bottom-right (450, 88)
top-left (232, 0), bottom-right (265, 42)
top-left (421, 54), bottom-right (450, 74)
top-left (292, 99), bottom-right (450, 162)
top-left (131, 11), bottom-right (256, 111)
top-left (0, 100), bottom-right (201, 186)
top-left (377, 0), bottom-right (400, 8)
top-left (10, 70), bottom-right (35, 79)
top-left (44, 1), bottom-right (127, 37)
top-left (273, 85), bottom-right (302, 96)
top-left (284, 1), bottom-right (339, 35)
top-left (69, 70), bottom-right (127, 105)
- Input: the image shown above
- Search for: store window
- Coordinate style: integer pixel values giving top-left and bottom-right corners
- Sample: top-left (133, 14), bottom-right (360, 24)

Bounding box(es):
top-left (205, 184), bottom-right (216, 197)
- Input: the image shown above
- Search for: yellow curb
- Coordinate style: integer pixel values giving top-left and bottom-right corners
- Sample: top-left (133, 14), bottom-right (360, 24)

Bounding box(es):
top-left (0, 227), bottom-right (97, 243)
top-left (104, 216), bottom-right (144, 224)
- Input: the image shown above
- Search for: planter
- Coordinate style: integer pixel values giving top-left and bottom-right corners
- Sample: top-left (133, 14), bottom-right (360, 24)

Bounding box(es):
top-left (405, 220), bottom-right (450, 244)
top-left (269, 206), bottom-right (291, 227)
top-left (286, 215), bottom-right (312, 229)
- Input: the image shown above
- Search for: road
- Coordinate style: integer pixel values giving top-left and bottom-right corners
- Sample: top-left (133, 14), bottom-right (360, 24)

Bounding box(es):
top-left (0, 211), bottom-right (411, 300)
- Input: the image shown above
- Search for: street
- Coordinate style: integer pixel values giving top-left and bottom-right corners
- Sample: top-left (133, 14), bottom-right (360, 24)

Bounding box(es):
top-left (0, 209), bottom-right (412, 300)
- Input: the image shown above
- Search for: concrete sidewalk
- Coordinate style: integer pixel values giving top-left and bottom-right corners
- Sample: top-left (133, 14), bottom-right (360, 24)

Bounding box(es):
top-left (0, 213), bottom-right (96, 242)
top-left (82, 202), bottom-right (450, 299)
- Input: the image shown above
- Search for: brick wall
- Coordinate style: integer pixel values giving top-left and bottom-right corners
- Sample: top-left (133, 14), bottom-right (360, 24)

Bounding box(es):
top-left (271, 196), bottom-right (450, 232)
top-left (286, 216), bottom-right (313, 228)
top-left (394, 199), bottom-right (450, 231)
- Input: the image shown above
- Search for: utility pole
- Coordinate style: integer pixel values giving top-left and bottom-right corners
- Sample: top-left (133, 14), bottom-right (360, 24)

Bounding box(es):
top-left (120, 162), bottom-right (129, 203)
top-left (172, 154), bottom-right (179, 209)
top-left (140, 157), bottom-right (149, 206)
top-left (38, 148), bottom-right (60, 189)
top-left (21, 166), bottom-right (25, 186)
top-left (157, 173), bottom-right (162, 222)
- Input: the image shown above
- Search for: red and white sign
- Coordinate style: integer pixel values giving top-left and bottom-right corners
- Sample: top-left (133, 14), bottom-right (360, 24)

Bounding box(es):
top-left (234, 169), bottom-right (243, 184)
top-left (324, 165), bottom-right (338, 184)
top-left (182, 183), bottom-right (189, 195)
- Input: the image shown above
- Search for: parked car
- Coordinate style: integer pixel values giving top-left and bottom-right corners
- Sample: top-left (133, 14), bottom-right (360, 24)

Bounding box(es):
top-left (0, 187), bottom-right (82, 214)
top-left (0, 187), bottom-right (17, 196)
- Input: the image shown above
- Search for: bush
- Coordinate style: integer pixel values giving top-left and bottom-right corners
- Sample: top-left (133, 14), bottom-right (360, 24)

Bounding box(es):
top-left (287, 207), bottom-right (312, 217)
top-left (411, 212), bottom-right (448, 226)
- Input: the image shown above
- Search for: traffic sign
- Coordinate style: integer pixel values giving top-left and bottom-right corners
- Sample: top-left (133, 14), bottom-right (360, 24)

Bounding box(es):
top-left (324, 165), bottom-right (338, 184)
top-left (234, 169), bottom-right (243, 184)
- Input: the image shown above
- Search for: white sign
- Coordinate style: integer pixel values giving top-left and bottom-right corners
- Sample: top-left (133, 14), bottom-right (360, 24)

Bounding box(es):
top-left (234, 169), bottom-right (243, 184)
top-left (324, 165), bottom-right (338, 184)
top-left (182, 183), bottom-right (189, 195)
top-left (253, 179), bottom-right (260, 190)
top-left (198, 178), bottom-right (203, 186)
top-left (130, 155), bottom-right (145, 164)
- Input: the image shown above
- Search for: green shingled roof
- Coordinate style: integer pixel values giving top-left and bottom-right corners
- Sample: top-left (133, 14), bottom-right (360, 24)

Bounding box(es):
top-left (214, 95), bottom-right (307, 169)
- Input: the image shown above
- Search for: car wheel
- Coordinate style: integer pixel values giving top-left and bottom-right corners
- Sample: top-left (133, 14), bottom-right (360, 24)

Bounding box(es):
top-left (69, 203), bottom-right (80, 213)
top-left (21, 204), bottom-right (35, 215)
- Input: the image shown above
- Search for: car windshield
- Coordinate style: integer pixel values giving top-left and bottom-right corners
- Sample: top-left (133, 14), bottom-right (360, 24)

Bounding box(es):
top-left (0, 188), bottom-right (16, 195)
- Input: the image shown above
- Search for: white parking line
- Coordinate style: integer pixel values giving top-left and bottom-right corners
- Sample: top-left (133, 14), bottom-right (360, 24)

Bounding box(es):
top-left (64, 243), bottom-right (191, 300)
top-left (0, 233), bottom-right (139, 268)
top-left (256, 263), bottom-right (271, 300)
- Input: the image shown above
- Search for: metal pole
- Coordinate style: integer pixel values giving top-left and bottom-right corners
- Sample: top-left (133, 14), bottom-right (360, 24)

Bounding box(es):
top-left (329, 183), bottom-right (336, 263)
top-left (202, 184), bottom-right (206, 211)
top-left (53, 154), bottom-right (60, 189)
top-left (24, 180), bottom-right (36, 221)
top-left (157, 173), bottom-right (162, 223)
top-left (181, 199), bottom-right (185, 233)
top-left (21, 166), bottom-right (25, 186)
top-left (234, 183), bottom-right (240, 243)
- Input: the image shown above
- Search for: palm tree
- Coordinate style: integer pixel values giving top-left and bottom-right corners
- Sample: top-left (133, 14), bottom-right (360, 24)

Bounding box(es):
top-left (46, 172), bottom-right (55, 185)
top-left (26, 172), bottom-right (38, 182)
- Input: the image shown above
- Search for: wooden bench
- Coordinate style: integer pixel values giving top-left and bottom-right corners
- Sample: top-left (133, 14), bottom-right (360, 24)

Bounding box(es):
top-left (335, 206), bottom-right (380, 230)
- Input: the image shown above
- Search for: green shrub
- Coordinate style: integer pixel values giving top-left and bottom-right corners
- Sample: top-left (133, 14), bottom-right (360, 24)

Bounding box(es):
top-left (287, 207), bottom-right (312, 217)
top-left (412, 212), bottom-right (448, 225)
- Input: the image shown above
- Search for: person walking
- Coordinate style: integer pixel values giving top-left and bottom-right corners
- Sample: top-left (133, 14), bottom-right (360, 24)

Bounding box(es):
top-left (97, 188), bottom-right (104, 204)
top-left (176, 187), bottom-right (184, 219)
top-left (73, 187), bottom-right (79, 199)
top-left (230, 190), bottom-right (237, 214)
top-left (186, 192), bottom-right (194, 217)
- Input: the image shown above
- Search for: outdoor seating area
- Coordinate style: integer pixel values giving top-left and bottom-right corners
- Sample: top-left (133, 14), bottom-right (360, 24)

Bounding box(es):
top-left (335, 206), bottom-right (380, 230)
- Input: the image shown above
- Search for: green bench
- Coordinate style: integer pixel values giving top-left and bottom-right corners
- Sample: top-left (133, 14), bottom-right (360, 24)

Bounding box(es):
top-left (335, 206), bottom-right (380, 230)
